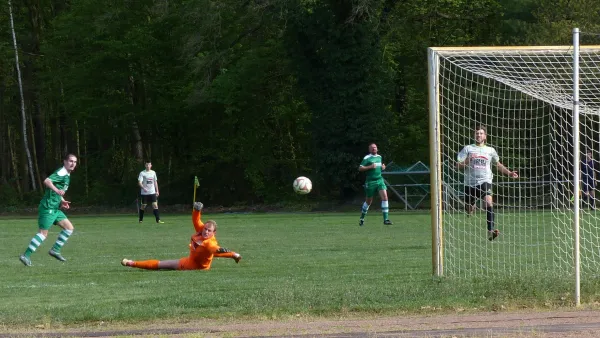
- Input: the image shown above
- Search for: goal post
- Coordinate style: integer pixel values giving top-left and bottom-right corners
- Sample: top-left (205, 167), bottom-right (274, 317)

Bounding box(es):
top-left (429, 28), bottom-right (600, 304)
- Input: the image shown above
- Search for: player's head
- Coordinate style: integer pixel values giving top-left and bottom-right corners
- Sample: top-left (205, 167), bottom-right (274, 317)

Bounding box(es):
top-left (368, 143), bottom-right (378, 155)
top-left (474, 126), bottom-right (487, 145)
top-left (586, 148), bottom-right (593, 159)
top-left (63, 153), bottom-right (78, 172)
top-left (202, 220), bottom-right (217, 239)
top-left (144, 161), bottom-right (152, 170)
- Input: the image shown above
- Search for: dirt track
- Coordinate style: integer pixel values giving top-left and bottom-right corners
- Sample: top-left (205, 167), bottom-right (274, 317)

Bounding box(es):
top-left (3, 310), bottom-right (600, 337)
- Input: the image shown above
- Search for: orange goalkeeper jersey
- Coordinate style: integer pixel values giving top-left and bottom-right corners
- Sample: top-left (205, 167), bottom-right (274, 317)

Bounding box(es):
top-left (178, 209), bottom-right (220, 270)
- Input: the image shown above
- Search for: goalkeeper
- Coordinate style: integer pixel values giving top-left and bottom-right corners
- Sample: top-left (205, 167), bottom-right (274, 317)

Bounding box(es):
top-left (456, 126), bottom-right (518, 241)
top-left (121, 202), bottom-right (241, 270)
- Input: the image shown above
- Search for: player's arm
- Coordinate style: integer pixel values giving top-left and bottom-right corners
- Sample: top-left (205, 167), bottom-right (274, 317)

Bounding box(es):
top-left (60, 198), bottom-right (70, 209)
top-left (154, 175), bottom-right (159, 196)
top-left (214, 247), bottom-right (236, 258)
top-left (214, 245), bottom-right (241, 262)
top-left (456, 148), bottom-right (470, 169)
top-left (196, 238), bottom-right (242, 263)
top-left (199, 240), bottom-right (220, 254)
top-left (497, 162), bottom-right (518, 178)
top-left (44, 177), bottom-right (65, 196)
top-left (192, 209), bottom-right (204, 232)
top-left (358, 163), bottom-right (375, 172)
top-left (44, 177), bottom-right (71, 208)
top-left (137, 172), bottom-right (145, 190)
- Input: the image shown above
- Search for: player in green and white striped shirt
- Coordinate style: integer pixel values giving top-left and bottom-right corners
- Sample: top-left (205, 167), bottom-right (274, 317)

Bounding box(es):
top-left (19, 154), bottom-right (78, 266)
top-left (358, 143), bottom-right (393, 226)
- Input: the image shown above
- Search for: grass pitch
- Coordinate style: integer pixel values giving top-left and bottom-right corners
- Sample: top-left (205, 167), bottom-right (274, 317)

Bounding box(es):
top-left (0, 211), bottom-right (595, 330)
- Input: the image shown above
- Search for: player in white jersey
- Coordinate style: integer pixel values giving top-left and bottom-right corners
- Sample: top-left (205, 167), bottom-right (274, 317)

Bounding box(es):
top-left (456, 126), bottom-right (518, 241)
top-left (138, 161), bottom-right (164, 223)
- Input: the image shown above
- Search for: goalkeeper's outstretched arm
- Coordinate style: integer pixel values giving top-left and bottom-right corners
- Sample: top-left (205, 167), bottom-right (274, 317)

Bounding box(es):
top-left (214, 247), bottom-right (242, 263)
top-left (192, 202), bottom-right (204, 232)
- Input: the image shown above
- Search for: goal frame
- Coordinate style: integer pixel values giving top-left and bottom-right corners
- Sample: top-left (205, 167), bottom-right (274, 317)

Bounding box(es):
top-left (428, 28), bottom-right (600, 306)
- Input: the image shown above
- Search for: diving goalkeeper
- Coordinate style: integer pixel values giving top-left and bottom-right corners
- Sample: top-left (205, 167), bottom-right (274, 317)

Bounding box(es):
top-left (121, 202), bottom-right (241, 270)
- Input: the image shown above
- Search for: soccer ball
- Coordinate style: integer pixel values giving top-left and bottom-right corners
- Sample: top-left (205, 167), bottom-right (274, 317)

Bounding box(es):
top-left (293, 176), bottom-right (312, 195)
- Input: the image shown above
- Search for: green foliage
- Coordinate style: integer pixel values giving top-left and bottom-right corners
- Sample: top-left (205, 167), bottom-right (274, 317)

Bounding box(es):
top-left (379, 0), bottom-right (506, 165)
top-left (287, 0), bottom-right (395, 196)
top-left (1, 0), bottom-right (596, 206)
top-left (172, 0), bottom-right (315, 203)
top-left (528, 0), bottom-right (600, 45)
top-left (0, 183), bottom-right (23, 208)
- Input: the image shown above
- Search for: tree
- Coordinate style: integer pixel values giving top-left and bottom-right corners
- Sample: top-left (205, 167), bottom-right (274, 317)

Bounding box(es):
top-left (287, 0), bottom-right (395, 197)
top-left (8, 0), bottom-right (36, 192)
top-left (529, 0), bottom-right (600, 45)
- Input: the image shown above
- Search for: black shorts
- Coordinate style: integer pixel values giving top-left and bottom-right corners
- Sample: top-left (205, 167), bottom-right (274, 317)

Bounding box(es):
top-left (141, 194), bottom-right (157, 204)
top-left (464, 183), bottom-right (492, 206)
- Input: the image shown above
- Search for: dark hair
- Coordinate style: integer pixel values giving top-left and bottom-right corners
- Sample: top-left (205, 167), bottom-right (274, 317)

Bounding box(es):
top-left (63, 153), bottom-right (77, 160)
top-left (475, 125), bottom-right (486, 133)
top-left (145, 160), bottom-right (152, 164)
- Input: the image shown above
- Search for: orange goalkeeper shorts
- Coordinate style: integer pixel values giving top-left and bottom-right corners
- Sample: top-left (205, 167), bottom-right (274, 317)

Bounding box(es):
top-left (178, 257), bottom-right (210, 270)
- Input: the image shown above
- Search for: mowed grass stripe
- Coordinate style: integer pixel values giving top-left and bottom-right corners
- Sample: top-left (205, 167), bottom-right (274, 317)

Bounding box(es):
top-left (0, 212), bottom-right (593, 328)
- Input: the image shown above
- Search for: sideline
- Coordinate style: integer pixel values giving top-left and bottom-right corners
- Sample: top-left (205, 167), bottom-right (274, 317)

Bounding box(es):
top-left (3, 310), bottom-right (600, 338)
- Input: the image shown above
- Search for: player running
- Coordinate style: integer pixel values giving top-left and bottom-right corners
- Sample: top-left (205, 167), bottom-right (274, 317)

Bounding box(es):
top-left (19, 154), bottom-right (78, 266)
top-left (456, 126), bottom-right (518, 241)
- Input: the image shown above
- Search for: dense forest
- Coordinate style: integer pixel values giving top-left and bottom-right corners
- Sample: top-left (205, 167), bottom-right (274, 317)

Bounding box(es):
top-left (1, 0), bottom-right (600, 208)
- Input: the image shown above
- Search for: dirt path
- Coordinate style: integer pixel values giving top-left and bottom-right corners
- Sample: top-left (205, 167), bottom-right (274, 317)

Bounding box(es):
top-left (3, 310), bottom-right (600, 337)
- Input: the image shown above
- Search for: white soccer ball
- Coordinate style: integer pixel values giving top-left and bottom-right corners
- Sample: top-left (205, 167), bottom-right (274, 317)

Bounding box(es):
top-left (293, 176), bottom-right (312, 195)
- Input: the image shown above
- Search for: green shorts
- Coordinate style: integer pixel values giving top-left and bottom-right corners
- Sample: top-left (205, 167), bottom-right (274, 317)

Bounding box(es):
top-left (364, 179), bottom-right (387, 198)
top-left (38, 208), bottom-right (67, 230)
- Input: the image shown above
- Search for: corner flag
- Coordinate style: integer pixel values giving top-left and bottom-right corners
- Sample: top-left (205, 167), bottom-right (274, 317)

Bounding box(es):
top-left (193, 176), bottom-right (199, 203)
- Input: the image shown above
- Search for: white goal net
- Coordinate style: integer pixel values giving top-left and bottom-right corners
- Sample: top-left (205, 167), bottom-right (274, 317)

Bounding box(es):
top-left (428, 42), bottom-right (600, 285)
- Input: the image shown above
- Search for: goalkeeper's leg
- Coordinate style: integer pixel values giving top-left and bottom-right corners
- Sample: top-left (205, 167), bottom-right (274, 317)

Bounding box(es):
top-left (121, 259), bottom-right (179, 270)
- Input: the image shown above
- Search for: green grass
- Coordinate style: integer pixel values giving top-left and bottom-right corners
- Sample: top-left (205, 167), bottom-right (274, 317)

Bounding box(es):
top-left (442, 210), bottom-right (600, 278)
top-left (1, 211), bottom-right (598, 330)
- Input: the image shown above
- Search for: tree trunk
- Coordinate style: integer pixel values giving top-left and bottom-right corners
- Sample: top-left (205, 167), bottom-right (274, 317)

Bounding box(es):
top-left (29, 111), bottom-right (42, 189)
top-left (0, 82), bottom-right (7, 184)
top-left (129, 74), bottom-right (144, 162)
top-left (83, 121), bottom-right (89, 198)
top-left (8, 0), bottom-right (37, 191)
top-left (132, 120), bottom-right (144, 162)
top-left (7, 126), bottom-right (22, 196)
top-left (24, 0), bottom-right (46, 183)
top-left (33, 95), bottom-right (46, 180)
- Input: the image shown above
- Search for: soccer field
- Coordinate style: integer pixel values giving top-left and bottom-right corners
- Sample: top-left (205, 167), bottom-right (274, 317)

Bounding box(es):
top-left (0, 211), bottom-right (590, 329)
